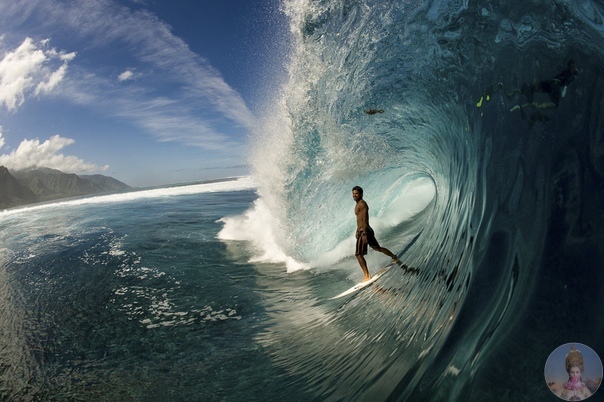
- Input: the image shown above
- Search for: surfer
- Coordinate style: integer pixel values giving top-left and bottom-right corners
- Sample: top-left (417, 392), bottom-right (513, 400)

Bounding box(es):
top-left (509, 59), bottom-right (579, 125)
top-left (352, 186), bottom-right (397, 281)
top-left (363, 108), bottom-right (384, 115)
top-left (522, 59), bottom-right (578, 106)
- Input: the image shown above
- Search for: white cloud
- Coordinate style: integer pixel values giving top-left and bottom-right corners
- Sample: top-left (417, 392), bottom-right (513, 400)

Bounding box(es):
top-left (0, 37), bottom-right (76, 111)
top-left (0, 0), bottom-right (256, 151)
top-left (35, 63), bottom-right (68, 95)
top-left (118, 70), bottom-right (134, 81)
top-left (0, 127), bottom-right (5, 149)
top-left (0, 135), bottom-right (107, 173)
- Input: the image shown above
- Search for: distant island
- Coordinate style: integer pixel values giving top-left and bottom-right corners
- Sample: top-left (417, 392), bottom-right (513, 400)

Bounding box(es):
top-left (0, 166), bottom-right (131, 210)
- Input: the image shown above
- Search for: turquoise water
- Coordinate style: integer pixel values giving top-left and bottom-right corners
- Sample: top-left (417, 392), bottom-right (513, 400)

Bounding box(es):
top-left (0, 180), bottom-right (297, 400)
top-left (0, 179), bottom-right (434, 401)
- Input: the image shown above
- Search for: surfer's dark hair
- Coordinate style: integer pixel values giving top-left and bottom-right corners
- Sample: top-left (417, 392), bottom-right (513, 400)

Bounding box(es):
top-left (352, 186), bottom-right (363, 195)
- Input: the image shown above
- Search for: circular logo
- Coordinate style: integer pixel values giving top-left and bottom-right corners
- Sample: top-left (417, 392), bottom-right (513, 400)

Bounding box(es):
top-left (545, 343), bottom-right (602, 400)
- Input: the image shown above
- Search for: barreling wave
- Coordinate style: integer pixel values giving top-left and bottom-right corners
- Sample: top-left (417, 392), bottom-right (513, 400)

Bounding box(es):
top-left (221, 0), bottom-right (604, 400)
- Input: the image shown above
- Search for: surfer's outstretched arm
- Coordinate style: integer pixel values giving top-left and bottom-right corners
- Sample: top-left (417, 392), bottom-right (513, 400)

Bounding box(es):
top-left (500, 83), bottom-right (521, 98)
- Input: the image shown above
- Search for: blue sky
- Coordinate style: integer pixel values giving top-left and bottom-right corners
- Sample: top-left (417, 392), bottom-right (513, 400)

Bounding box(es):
top-left (0, 0), bottom-right (287, 187)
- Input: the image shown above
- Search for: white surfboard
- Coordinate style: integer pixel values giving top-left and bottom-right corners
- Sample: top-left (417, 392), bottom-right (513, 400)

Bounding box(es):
top-left (329, 261), bottom-right (397, 300)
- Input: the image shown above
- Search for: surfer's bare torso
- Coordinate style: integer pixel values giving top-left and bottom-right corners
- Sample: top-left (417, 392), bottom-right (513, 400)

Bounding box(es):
top-left (354, 196), bottom-right (369, 237)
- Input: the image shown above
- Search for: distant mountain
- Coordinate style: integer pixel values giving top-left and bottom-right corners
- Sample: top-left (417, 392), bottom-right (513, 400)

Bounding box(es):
top-left (12, 168), bottom-right (102, 199)
top-left (80, 174), bottom-right (132, 192)
top-left (0, 166), bottom-right (131, 210)
top-left (0, 166), bottom-right (38, 209)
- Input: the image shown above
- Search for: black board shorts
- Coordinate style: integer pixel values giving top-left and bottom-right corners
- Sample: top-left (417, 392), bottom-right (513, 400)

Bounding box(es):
top-left (355, 227), bottom-right (381, 256)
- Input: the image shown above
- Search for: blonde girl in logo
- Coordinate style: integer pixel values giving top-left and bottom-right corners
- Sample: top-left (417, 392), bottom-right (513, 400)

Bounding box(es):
top-left (556, 345), bottom-right (593, 401)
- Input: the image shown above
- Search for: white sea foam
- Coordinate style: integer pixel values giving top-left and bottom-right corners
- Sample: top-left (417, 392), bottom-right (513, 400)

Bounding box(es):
top-left (217, 197), bottom-right (309, 272)
top-left (0, 176), bottom-right (257, 218)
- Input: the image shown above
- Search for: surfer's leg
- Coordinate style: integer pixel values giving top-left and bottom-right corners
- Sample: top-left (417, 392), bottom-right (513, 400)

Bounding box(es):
top-left (373, 246), bottom-right (397, 260)
top-left (356, 255), bottom-right (371, 281)
top-left (366, 229), bottom-right (397, 260)
top-left (356, 233), bottom-right (371, 281)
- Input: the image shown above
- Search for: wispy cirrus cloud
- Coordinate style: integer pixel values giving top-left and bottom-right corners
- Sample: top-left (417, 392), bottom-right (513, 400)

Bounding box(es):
top-left (0, 0), bottom-right (256, 151)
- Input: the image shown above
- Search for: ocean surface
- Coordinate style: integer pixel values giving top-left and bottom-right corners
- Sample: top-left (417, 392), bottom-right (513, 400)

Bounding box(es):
top-left (2, 0), bottom-right (604, 401)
